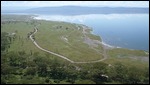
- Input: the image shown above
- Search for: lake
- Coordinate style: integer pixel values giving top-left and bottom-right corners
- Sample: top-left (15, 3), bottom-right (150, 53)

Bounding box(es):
top-left (34, 14), bottom-right (149, 51)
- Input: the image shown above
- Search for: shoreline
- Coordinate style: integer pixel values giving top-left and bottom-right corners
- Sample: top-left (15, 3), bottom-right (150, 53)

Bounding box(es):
top-left (33, 15), bottom-right (149, 53)
top-left (100, 37), bottom-right (122, 49)
top-left (82, 24), bottom-right (149, 52)
top-left (101, 40), bottom-right (149, 52)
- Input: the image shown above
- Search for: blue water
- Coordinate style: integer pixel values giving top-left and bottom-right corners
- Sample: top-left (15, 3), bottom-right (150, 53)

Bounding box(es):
top-left (83, 14), bottom-right (149, 51)
top-left (34, 14), bottom-right (149, 51)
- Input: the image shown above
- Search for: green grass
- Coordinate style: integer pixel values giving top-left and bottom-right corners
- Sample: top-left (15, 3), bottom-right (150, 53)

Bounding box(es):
top-left (35, 20), bottom-right (103, 62)
top-left (108, 48), bottom-right (148, 57)
top-left (1, 15), bottom-right (149, 84)
top-left (1, 15), bottom-right (149, 63)
top-left (1, 16), bottom-right (104, 62)
top-left (75, 79), bottom-right (96, 84)
top-left (86, 33), bottom-right (102, 41)
top-left (1, 20), bottom-right (46, 56)
top-left (1, 14), bottom-right (34, 21)
top-left (105, 48), bottom-right (149, 69)
top-left (82, 27), bottom-right (102, 41)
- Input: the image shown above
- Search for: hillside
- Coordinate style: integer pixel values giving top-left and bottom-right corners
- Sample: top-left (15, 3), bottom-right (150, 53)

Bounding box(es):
top-left (1, 15), bottom-right (149, 84)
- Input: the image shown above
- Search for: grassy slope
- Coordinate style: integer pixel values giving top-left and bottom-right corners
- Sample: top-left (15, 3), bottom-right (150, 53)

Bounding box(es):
top-left (1, 15), bottom-right (148, 64)
top-left (35, 20), bottom-right (103, 62)
top-left (1, 21), bottom-right (45, 57)
top-left (106, 48), bottom-right (149, 68)
top-left (1, 15), bottom-right (149, 84)
top-left (108, 48), bottom-right (148, 57)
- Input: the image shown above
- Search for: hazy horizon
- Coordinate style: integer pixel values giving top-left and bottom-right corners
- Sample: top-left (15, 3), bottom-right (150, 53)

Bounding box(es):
top-left (2, 1), bottom-right (149, 11)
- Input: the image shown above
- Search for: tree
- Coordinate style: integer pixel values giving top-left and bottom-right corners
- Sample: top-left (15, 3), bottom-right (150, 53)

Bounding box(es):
top-left (127, 66), bottom-right (149, 84)
top-left (45, 77), bottom-right (50, 83)
top-left (1, 76), bottom-right (6, 84)
top-left (25, 67), bottom-right (37, 76)
top-left (27, 33), bottom-right (30, 38)
top-left (33, 56), bottom-right (48, 77)
top-left (32, 35), bottom-right (35, 41)
top-left (18, 50), bottom-right (26, 55)
top-left (1, 64), bottom-right (13, 75)
top-left (66, 27), bottom-right (68, 30)
top-left (86, 62), bottom-right (108, 84)
top-left (108, 62), bottom-right (129, 83)
top-left (1, 32), bottom-right (10, 51)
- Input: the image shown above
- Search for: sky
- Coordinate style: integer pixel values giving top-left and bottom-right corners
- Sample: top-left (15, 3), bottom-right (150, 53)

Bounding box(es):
top-left (2, 1), bottom-right (149, 8)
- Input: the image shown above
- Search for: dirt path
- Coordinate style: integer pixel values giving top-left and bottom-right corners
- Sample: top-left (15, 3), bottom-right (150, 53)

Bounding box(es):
top-left (30, 26), bottom-right (75, 63)
top-left (30, 25), bottom-right (108, 63)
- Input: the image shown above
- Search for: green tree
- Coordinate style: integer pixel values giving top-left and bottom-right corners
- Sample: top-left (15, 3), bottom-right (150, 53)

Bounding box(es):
top-left (25, 67), bottom-right (37, 76)
top-left (33, 56), bottom-right (48, 77)
top-left (88, 62), bottom-right (108, 84)
top-left (1, 32), bottom-right (10, 51)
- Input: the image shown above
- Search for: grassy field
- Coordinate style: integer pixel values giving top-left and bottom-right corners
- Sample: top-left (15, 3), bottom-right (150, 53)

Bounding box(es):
top-left (1, 14), bottom-right (34, 21)
top-left (1, 16), bottom-right (46, 57)
top-left (1, 15), bottom-right (104, 62)
top-left (1, 15), bottom-right (149, 84)
top-left (35, 20), bottom-right (103, 62)
top-left (1, 14), bottom-right (149, 63)
top-left (108, 48), bottom-right (148, 57)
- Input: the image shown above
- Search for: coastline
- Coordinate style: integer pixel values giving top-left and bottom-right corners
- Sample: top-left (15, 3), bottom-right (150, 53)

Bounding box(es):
top-left (33, 15), bottom-right (149, 54)
top-left (100, 38), bottom-right (122, 49)
top-left (2, 13), bottom-right (149, 51)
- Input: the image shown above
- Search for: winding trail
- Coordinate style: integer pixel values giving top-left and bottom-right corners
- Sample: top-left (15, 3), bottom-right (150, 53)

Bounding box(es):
top-left (30, 25), bottom-right (108, 63)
